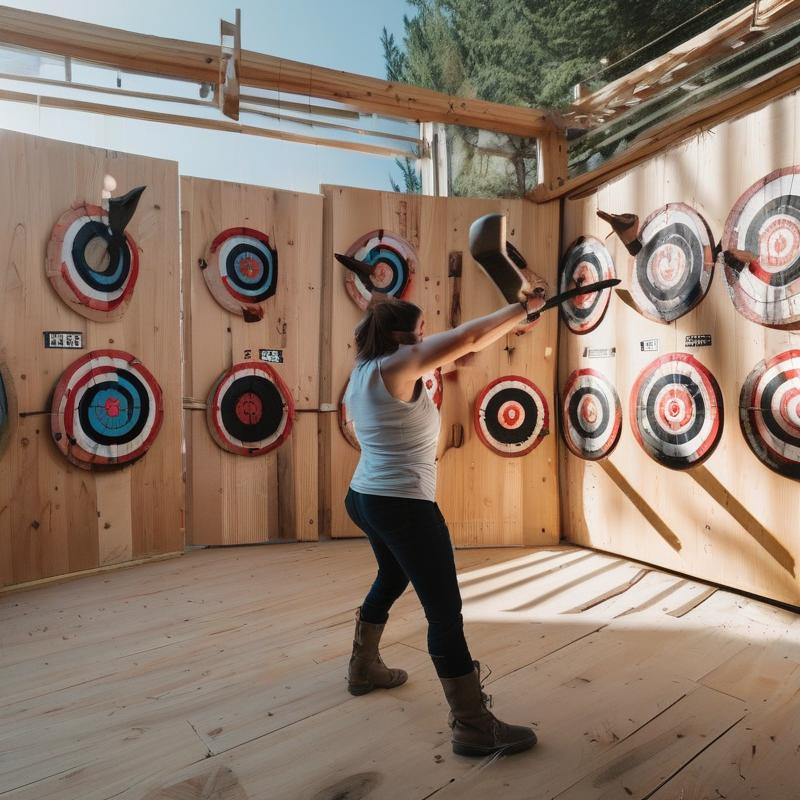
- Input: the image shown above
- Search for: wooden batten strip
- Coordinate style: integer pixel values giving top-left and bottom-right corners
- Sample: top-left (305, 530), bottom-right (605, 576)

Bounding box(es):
top-left (0, 5), bottom-right (562, 137)
top-left (0, 88), bottom-right (415, 158)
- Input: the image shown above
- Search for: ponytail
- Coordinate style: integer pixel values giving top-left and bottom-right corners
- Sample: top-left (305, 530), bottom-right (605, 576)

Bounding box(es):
top-left (354, 295), bottom-right (422, 360)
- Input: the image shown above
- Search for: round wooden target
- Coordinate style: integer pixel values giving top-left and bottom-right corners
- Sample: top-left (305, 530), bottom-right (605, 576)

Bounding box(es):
top-left (722, 166), bottom-right (800, 329)
top-left (631, 203), bottom-right (714, 323)
top-left (50, 350), bottom-right (163, 470)
top-left (339, 369), bottom-right (442, 451)
top-left (559, 237), bottom-right (616, 334)
top-left (343, 230), bottom-right (416, 310)
top-left (207, 362), bottom-right (294, 456)
top-left (0, 364), bottom-right (14, 457)
top-left (205, 227), bottom-right (278, 316)
top-left (561, 369), bottom-right (621, 460)
top-left (474, 375), bottom-right (549, 457)
top-left (630, 353), bottom-right (723, 469)
top-left (739, 349), bottom-right (800, 480)
top-left (46, 203), bottom-right (139, 321)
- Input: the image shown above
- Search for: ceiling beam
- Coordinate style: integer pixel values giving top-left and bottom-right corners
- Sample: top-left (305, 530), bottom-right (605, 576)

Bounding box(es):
top-left (0, 5), bottom-right (563, 138)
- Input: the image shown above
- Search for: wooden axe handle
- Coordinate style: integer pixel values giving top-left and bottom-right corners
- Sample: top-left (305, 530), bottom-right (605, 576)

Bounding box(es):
top-left (526, 278), bottom-right (621, 321)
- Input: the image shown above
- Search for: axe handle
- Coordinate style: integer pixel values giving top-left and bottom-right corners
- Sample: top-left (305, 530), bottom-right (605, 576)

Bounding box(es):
top-left (526, 278), bottom-right (621, 322)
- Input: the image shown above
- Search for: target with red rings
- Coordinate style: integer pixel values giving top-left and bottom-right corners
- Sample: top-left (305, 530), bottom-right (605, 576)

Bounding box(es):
top-left (338, 368), bottom-right (442, 451)
top-left (630, 353), bottom-right (723, 469)
top-left (343, 230), bottom-right (415, 310)
top-left (631, 203), bottom-right (714, 323)
top-left (50, 350), bottom-right (163, 470)
top-left (722, 166), bottom-right (800, 329)
top-left (559, 237), bottom-right (616, 334)
top-left (205, 227), bottom-right (278, 316)
top-left (46, 204), bottom-right (139, 320)
top-left (474, 375), bottom-right (548, 457)
top-left (561, 369), bottom-right (621, 460)
top-left (207, 362), bottom-right (294, 456)
top-left (739, 350), bottom-right (800, 479)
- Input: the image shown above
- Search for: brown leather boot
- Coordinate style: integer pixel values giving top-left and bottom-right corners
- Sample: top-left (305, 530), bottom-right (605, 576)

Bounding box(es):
top-left (440, 661), bottom-right (537, 757)
top-left (347, 609), bottom-right (408, 696)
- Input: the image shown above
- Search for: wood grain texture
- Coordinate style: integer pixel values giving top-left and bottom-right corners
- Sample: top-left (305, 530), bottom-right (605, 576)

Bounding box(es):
top-left (559, 91), bottom-right (800, 605)
top-left (0, 130), bottom-right (182, 589)
top-left (319, 186), bottom-right (560, 546)
top-left (181, 177), bottom-right (322, 545)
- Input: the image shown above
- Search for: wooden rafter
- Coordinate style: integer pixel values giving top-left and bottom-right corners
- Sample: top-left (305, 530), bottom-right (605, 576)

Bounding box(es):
top-left (566, 0), bottom-right (800, 127)
top-left (0, 5), bottom-right (563, 138)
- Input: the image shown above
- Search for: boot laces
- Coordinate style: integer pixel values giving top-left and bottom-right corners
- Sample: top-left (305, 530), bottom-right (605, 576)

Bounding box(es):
top-left (478, 663), bottom-right (493, 709)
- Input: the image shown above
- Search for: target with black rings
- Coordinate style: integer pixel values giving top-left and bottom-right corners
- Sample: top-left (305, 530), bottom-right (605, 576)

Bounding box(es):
top-left (343, 230), bottom-right (416, 310)
top-left (339, 368), bottom-right (442, 451)
top-left (739, 349), bottom-right (800, 479)
top-left (50, 350), bottom-right (163, 470)
top-left (561, 369), bottom-right (621, 460)
top-left (474, 375), bottom-right (549, 457)
top-left (560, 237), bottom-right (617, 334)
top-left (631, 203), bottom-right (714, 323)
top-left (722, 166), bottom-right (800, 329)
top-left (207, 362), bottom-right (294, 456)
top-left (630, 353), bottom-right (723, 469)
top-left (205, 227), bottom-right (278, 316)
top-left (46, 204), bottom-right (139, 321)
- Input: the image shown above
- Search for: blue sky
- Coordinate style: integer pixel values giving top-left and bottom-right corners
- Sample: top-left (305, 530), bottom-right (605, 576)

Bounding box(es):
top-left (0, 1), bottom-right (416, 193)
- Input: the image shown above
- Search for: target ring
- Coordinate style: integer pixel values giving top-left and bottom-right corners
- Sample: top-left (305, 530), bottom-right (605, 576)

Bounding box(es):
top-left (630, 353), bottom-right (723, 469)
top-left (474, 375), bottom-right (549, 457)
top-left (722, 166), bottom-right (800, 329)
top-left (561, 369), bottom-right (621, 460)
top-left (339, 368), bottom-right (442, 451)
top-left (46, 204), bottom-right (139, 321)
top-left (50, 350), bottom-right (163, 470)
top-left (207, 362), bottom-right (294, 456)
top-left (343, 230), bottom-right (416, 310)
top-left (205, 227), bottom-right (278, 316)
top-left (740, 349), bottom-right (800, 479)
top-left (560, 237), bottom-right (617, 334)
top-left (631, 203), bottom-right (714, 323)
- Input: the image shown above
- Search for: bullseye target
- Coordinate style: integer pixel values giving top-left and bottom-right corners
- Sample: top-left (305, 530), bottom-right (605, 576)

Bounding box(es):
top-left (205, 227), bottom-right (278, 316)
top-left (739, 350), bottom-right (800, 479)
top-left (561, 369), bottom-right (621, 460)
top-left (338, 368), bottom-right (442, 451)
top-left (207, 362), bottom-right (294, 456)
top-left (46, 204), bottom-right (139, 320)
top-left (343, 230), bottom-right (415, 310)
top-left (630, 353), bottom-right (723, 469)
top-left (50, 350), bottom-right (163, 470)
top-left (722, 166), bottom-right (800, 329)
top-left (631, 203), bottom-right (714, 323)
top-left (474, 375), bottom-right (549, 457)
top-left (560, 237), bottom-right (616, 333)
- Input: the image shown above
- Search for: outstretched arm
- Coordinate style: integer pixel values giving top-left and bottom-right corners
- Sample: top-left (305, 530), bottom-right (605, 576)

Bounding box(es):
top-left (382, 296), bottom-right (544, 388)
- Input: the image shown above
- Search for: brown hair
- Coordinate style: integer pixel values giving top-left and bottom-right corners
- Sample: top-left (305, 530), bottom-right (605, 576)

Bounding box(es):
top-left (354, 295), bottom-right (422, 361)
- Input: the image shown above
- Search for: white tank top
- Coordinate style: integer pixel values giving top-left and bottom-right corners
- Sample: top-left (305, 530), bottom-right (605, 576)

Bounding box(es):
top-left (346, 357), bottom-right (441, 502)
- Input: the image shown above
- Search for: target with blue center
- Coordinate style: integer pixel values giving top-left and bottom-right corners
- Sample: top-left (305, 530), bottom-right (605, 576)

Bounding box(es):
top-left (50, 350), bottom-right (163, 470)
top-left (46, 204), bottom-right (139, 321)
top-left (343, 230), bottom-right (416, 310)
top-left (205, 227), bottom-right (278, 316)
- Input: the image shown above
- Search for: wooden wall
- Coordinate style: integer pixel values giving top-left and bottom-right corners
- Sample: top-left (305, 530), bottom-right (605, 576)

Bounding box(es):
top-left (0, 131), bottom-right (183, 588)
top-left (181, 177), bottom-right (322, 546)
top-left (559, 90), bottom-right (800, 605)
top-left (320, 186), bottom-right (561, 547)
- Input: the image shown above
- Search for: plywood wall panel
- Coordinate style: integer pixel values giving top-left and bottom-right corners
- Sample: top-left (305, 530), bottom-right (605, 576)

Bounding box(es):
top-left (0, 131), bottom-right (183, 589)
top-left (181, 177), bottom-right (322, 545)
top-left (320, 185), bottom-right (561, 547)
top-left (559, 91), bottom-right (800, 605)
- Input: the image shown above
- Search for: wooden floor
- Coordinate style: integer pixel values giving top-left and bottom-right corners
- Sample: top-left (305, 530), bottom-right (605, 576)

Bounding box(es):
top-left (1, 541), bottom-right (800, 800)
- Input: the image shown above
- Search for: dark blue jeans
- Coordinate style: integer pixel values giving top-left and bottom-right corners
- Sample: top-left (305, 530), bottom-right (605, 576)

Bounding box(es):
top-left (344, 488), bottom-right (473, 679)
